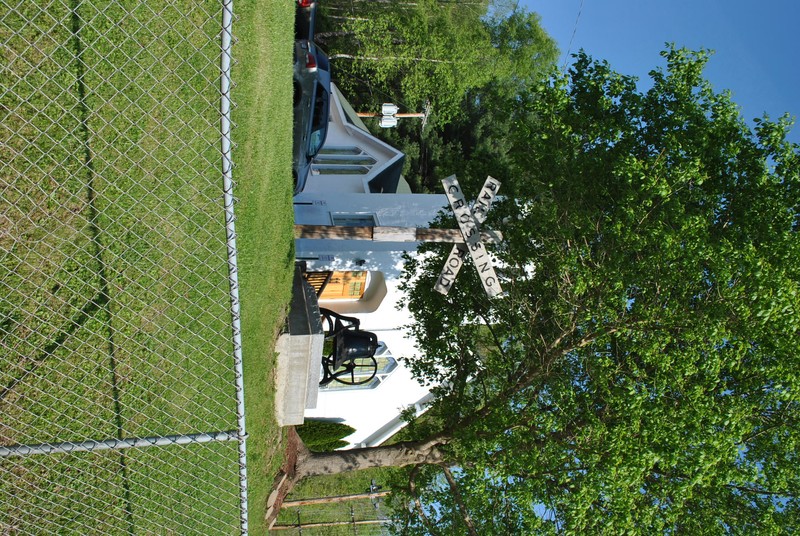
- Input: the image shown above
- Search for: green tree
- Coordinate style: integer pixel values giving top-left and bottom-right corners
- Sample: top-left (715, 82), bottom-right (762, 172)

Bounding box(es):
top-left (372, 79), bottom-right (523, 192)
top-left (274, 48), bottom-right (800, 534)
top-left (315, 1), bottom-right (557, 192)
top-left (316, 0), bottom-right (556, 123)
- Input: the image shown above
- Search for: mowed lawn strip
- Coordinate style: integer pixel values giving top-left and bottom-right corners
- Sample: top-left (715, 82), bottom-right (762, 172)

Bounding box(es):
top-left (232, 0), bottom-right (295, 532)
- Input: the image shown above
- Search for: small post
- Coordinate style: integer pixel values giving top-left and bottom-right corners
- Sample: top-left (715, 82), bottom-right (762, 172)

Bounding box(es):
top-left (281, 491), bottom-right (391, 507)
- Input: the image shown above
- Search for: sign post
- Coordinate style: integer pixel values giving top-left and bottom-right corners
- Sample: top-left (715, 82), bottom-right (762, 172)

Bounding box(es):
top-left (434, 176), bottom-right (503, 298)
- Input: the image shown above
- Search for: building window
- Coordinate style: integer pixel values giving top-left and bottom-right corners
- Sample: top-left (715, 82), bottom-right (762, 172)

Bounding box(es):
top-left (318, 146), bottom-right (362, 155)
top-left (313, 165), bottom-right (370, 175)
top-left (330, 214), bottom-right (377, 227)
top-left (313, 146), bottom-right (376, 176)
top-left (315, 155), bottom-right (377, 166)
top-left (320, 349), bottom-right (398, 392)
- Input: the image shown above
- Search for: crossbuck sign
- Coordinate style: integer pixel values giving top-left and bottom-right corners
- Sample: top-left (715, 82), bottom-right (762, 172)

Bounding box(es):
top-left (434, 175), bottom-right (503, 298)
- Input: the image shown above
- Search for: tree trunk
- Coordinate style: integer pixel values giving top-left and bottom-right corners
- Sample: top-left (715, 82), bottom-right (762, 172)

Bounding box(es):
top-left (314, 30), bottom-right (354, 40)
top-left (265, 430), bottom-right (451, 529)
top-left (326, 15), bottom-right (370, 21)
top-left (329, 53), bottom-right (458, 64)
top-left (294, 436), bottom-right (449, 480)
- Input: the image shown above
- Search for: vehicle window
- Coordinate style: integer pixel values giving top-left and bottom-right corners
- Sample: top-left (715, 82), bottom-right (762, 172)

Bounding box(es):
top-left (308, 83), bottom-right (329, 156)
top-left (311, 84), bottom-right (328, 130)
top-left (308, 129), bottom-right (325, 156)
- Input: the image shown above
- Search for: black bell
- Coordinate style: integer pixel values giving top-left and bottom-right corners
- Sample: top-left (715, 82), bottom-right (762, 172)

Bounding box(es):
top-left (334, 329), bottom-right (379, 368)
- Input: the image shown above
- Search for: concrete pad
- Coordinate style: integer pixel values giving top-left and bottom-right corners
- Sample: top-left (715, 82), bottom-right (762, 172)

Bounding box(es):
top-left (274, 265), bottom-right (324, 427)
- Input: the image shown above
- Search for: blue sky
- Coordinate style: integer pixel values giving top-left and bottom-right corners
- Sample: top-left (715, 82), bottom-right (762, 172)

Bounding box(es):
top-left (524, 0), bottom-right (800, 142)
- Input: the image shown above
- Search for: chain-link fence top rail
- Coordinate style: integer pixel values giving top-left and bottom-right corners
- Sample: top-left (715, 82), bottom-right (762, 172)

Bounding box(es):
top-left (1, 1), bottom-right (246, 533)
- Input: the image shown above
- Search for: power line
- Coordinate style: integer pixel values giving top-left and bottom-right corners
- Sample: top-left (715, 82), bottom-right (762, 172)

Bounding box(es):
top-left (562, 0), bottom-right (585, 70)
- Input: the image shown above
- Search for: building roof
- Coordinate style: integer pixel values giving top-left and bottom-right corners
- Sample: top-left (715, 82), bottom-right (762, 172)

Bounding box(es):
top-left (333, 84), bottom-right (372, 133)
top-left (368, 154), bottom-right (405, 193)
top-left (331, 84), bottom-right (407, 194)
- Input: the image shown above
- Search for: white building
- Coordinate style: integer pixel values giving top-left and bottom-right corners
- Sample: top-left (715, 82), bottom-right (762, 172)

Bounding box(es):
top-left (294, 84), bottom-right (448, 448)
top-left (301, 83), bottom-right (407, 195)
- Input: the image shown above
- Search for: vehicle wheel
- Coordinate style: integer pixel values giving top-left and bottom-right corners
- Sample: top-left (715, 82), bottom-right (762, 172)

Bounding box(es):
top-left (293, 82), bottom-right (301, 107)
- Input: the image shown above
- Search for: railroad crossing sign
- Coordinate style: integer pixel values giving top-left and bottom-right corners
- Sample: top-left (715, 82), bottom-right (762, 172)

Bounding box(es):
top-left (434, 175), bottom-right (503, 298)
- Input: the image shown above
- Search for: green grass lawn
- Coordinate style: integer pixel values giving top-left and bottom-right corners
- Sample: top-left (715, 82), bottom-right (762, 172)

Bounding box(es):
top-left (1, 0), bottom-right (292, 533)
top-left (276, 468), bottom-right (399, 534)
top-left (233, 0), bottom-right (295, 532)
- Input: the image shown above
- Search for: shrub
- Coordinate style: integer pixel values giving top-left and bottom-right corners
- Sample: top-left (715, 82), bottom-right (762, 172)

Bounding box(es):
top-left (296, 420), bottom-right (355, 452)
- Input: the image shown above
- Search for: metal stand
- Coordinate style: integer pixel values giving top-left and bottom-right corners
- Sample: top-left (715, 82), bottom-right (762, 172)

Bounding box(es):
top-left (319, 308), bottom-right (379, 386)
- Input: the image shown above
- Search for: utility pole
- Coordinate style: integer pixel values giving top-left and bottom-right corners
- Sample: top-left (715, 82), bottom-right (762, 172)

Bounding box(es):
top-left (294, 224), bottom-right (502, 244)
top-left (356, 100), bottom-right (432, 128)
top-left (356, 112), bottom-right (426, 118)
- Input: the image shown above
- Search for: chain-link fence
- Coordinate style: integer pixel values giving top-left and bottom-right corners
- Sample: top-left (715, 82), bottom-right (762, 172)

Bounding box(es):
top-left (275, 493), bottom-right (393, 535)
top-left (1, 0), bottom-right (247, 533)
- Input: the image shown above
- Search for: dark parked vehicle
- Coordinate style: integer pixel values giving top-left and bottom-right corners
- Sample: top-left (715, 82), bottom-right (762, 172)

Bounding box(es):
top-left (295, 0), bottom-right (317, 42)
top-left (292, 39), bottom-right (331, 194)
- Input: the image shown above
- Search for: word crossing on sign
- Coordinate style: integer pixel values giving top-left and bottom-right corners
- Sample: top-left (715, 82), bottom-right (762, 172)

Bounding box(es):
top-left (434, 176), bottom-right (503, 298)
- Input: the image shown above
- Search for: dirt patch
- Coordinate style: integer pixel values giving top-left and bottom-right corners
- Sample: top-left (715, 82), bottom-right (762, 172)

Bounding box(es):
top-left (265, 426), bottom-right (302, 530)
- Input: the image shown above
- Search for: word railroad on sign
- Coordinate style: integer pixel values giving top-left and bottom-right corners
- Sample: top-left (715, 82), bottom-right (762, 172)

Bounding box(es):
top-left (434, 175), bottom-right (503, 298)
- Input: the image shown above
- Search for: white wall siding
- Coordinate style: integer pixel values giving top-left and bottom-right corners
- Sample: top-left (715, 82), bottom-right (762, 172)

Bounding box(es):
top-left (292, 85), bottom-right (449, 448)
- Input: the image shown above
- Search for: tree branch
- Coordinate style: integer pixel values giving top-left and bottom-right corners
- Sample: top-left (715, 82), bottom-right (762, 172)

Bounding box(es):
top-left (330, 54), bottom-right (461, 64)
top-left (439, 465), bottom-right (479, 536)
top-left (725, 483), bottom-right (798, 499)
top-left (407, 466), bottom-right (443, 536)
